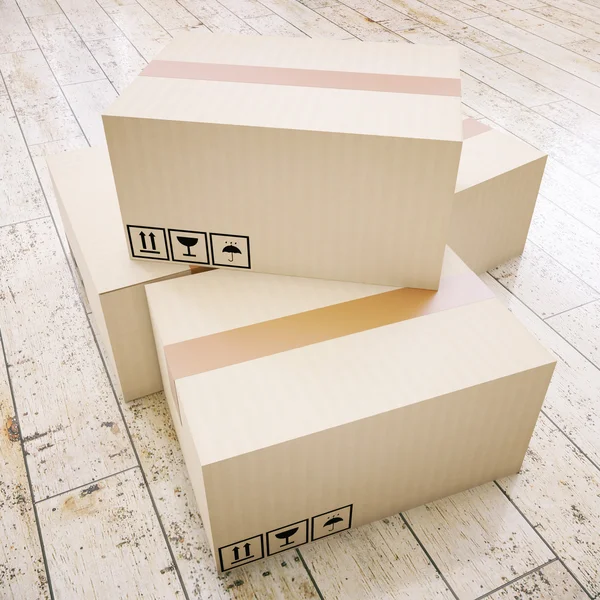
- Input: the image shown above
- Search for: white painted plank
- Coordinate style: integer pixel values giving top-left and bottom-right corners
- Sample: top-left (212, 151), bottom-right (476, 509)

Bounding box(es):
top-left (177, 0), bottom-right (259, 35)
top-left (0, 348), bottom-right (50, 600)
top-left (102, 3), bottom-right (172, 61)
top-left (498, 416), bottom-right (600, 598)
top-left (245, 0), bottom-right (354, 38)
top-left (244, 13), bottom-right (308, 36)
top-left (501, 0), bottom-right (545, 8)
top-left (399, 26), bottom-right (560, 106)
top-left (468, 15), bottom-right (600, 87)
top-left (564, 38), bottom-right (600, 63)
top-left (0, 218), bottom-right (137, 501)
top-left (528, 4), bottom-right (600, 42)
top-left (61, 79), bottom-right (118, 146)
top-left (317, 4), bottom-right (403, 40)
top-left (588, 172), bottom-right (600, 186)
top-left (481, 272), bottom-right (600, 471)
top-left (332, 0), bottom-right (417, 29)
top-left (86, 36), bottom-right (147, 93)
top-left (169, 23), bottom-right (212, 36)
top-left (0, 50), bottom-right (81, 145)
top-left (541, 0), bottom-right (600, 25)
top-left (461, 74), bottom-right (600, 176)
top-left (547, 300), bottom-right (600, 368)
top-left (377, 0), bottom-right (519, 56)
top-left (16, 0), bottom-right (59, 18)
top-left (464, 6), bottom-right (584, 44)
top-left (136, 0), bottom-right (200, 30)
top-left (217, 0), bottom-right (273, 19)
top-left (0, 0), bottom-right (38, 53)
top-left (0, 94), bottom-right (48, 227)
top-left (496, 52), bottom-right (600, 116)
top-left (490, 240), bottom-right (600, 319)
top-left (122, 393), bottom-right (322, 599)
top-left (535, 100), bottom-right (600, 149)
top-left (300, 515), bottom-right (455, 599)
top-left (486, 561), bottom-right (589, 599)
top-left (412, 0), bottom-right (486, 20)
top-left (528, 196), bottom-right (600, 292)
top-left (27, 14), bottom-right (104, 86)
top-left (54, 0), bottom-right (122, 41)
top-left (36, 468), bottom-right (186, 598)
top-left (405, 483), bottom-right (553, 600)
top-left (461, 103), bottom-right (484, 119)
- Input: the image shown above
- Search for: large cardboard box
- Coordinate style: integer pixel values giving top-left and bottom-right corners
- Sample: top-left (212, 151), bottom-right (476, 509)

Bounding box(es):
top-left (48, 147), bottom-right (209, 402)
top-left (146, 249), bottom-right (555, 573)
top-left (450, 119), bottom-right (547, 274)
top-left (103, 33), bottom-right (463, 289)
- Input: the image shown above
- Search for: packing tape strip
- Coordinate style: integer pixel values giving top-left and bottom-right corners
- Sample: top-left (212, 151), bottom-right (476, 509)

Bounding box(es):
top-left (141, 60), bottom-right (462, 97)
top-left (165, 269), bottom-right (495, 421)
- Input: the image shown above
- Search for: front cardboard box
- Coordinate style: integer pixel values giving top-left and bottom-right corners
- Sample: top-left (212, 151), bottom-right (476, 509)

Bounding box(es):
top-left (104, 32), bottom-right (463, 289)
top-left (47, 147), bottom-right (209, 402)
top-left (146, 249), bottom-right (555, 573)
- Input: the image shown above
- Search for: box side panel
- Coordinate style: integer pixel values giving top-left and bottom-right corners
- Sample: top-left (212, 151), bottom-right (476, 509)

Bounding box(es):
top-left (449, 156), bottom-right (547, 274)
top-left (147, 294), bottom-right (214, 552)
top-left (201, 363), bottom-right (555, 569)
top-left (106, 116), bottom-right (461, 289)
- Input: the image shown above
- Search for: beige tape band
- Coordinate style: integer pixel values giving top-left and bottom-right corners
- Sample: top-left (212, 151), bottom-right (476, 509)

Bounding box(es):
top-left (462, 118), bottom-right (492, 140)
top-left (141, 60), bottom-right (462, 97)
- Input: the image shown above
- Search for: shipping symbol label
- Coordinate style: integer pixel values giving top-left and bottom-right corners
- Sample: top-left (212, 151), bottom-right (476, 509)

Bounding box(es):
top-left (218, 534), bottom-right (264, 572)
top-left (210, 233), bottom-right (251, 269)
top-left (168, 229), bottom-right (209, 265)
top-left (266, 519), bottom-right (308, 556)
top-left (127, 225), bottom-right (169, 261)
top-left (311, 504), bottom-right (353, 541)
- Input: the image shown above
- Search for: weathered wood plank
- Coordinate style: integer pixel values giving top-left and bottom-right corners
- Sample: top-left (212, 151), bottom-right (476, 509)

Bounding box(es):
top-left (316, 3), bottom-right (403, 40)
top-left (136, 0), bottom-right (200, 30)
top-left (54, 0), bottom-right (122, 41)
top-left (86, 36), bottom-right (147, 93)
top-left (333, 0), bottom-right (418, 29)
top-left (489, 240), bottom-right (600, 319)
top-left (0, 50), bottom-right (82, 145)
top-left (0, 94), bottom-right (48, 227)
top-left (498, 416), bottom-right (600, 598)
top-left (217, 0), bottom-right (273, 19)
top-left (486, 561), bottom-right (589, 599)
top-left (15, 0), bottom-right (59, 18)
top-left (404, 483), bottom-right (554, 600)
top-left (0, 0), bottom-right (38, 53)
top-left (300, 514), bottom-right (455, 599)
top-left (244, 13), bottom-right (307, 35)
top-left (587, 172), bottom-right (600, 186)
top-left (61, 79), bottom-right (118, 146)
top-left (563, 38), bottom-right (600, 63)
top-left (534, 101), bottom-right (600, 151)
top-left (528, 4), bottom-right (600, 42)
top-left (122, 392), bottom-right (321, 599)
top-left (546, 300), bottom-right (600, 369)
top-left (36, 468), bottom-right (186, 598)
top-left (0, 344), bottom-right (50, 600)
top-left (0, 218), bottom-right (137, 501)
top-left (102, 3), bottom-right (172, 61)
top-left (540, 0), bottom-right (600, 25)
top-left (178, 0), bottom-right (258, 34)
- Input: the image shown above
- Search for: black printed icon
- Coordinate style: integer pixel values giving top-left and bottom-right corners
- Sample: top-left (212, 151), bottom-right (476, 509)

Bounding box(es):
top-left (210, 233), bottom-right (251, 269)
top-left (311, 504), bottom-right (353, 541)
top-left (168, 229), bottom-right (209, 265)
top-left (266, 519), bottom-right (308, 556)
top-left (127, 225), bottom-right (169, 261)
top-left (218, 534), bottom-right (264, 572)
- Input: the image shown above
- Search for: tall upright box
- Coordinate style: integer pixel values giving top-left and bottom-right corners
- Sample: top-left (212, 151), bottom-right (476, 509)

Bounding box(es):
top-left (103, 33), bottom-right (463, 289)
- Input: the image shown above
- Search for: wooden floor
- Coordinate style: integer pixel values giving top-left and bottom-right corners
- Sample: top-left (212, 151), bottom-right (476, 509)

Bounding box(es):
top-left (1, 0), bottom-right (600, 597)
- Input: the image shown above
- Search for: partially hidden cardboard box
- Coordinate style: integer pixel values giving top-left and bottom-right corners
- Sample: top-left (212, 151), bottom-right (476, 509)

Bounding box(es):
top-left (104, 32), bottom-right (463, 289)
top-left (48, 147), bottom-right (210, 402)
top-left (450, 119), bottom-right (547, 274)
top-left (146, 248), bottom-right (555, 573)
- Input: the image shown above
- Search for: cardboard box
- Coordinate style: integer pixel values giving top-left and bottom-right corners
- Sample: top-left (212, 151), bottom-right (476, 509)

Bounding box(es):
top-left (48, 147), bottom-right (210, 402)
top-left (449, 119), bottom-right (547, 274)
top-left (103, 32), bottom-right (463, 289)
top-left (146, 249), bottom-right (555, 573)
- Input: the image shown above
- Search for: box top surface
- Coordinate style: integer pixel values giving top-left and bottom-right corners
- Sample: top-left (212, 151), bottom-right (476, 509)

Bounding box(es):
top-left (146, 250), bottom-right (555, 466)
top-left (47, 147), bottom-right (188, 294)
top-left (103, 32), bottom-right (463, 142)
top-left (457, 123), bottom-right (547, 192)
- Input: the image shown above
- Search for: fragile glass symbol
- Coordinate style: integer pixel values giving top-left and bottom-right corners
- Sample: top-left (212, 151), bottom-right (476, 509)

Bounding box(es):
top-left (274, 527), bottom-right (299, 547)
top-left (324, 515), bottom-right (343, 532)
top-left (177, 236), bottom-right (198, 257)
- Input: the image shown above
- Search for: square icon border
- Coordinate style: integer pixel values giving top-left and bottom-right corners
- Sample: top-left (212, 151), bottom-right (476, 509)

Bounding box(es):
top-left (127, 224), bottom-right (170, 261)
top-left (266, 519), bottom-right (309, 557)
top-left (167, 228), bottom-right (210, 265)
top-left (209, 232), bottom-right (251, 269)
top-left (218, 534), bottom-right (264, 573)
top-left (311, 504), bottom-right (353, 542)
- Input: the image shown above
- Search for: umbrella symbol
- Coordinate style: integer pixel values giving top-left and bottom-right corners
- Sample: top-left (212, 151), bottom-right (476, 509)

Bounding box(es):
top-left (222, 241), bottom-right (241, 262)
top-left (323, 514), bottom-right (343, 532)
